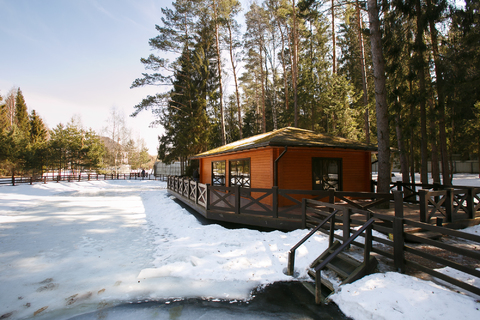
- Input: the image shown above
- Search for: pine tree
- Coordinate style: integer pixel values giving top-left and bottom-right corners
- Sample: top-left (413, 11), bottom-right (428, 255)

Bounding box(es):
top-left (367, 0), bottom-right (390, 193)
top-left (0, 93), bottom-right (8, 131)
top-left (29, 110), bottom-right (48, 144)
top-left (14, 88), bottom-right (29, 135)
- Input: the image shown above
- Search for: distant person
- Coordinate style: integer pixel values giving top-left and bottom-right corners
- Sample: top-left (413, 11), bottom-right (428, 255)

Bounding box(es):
top-left (141, 169), bottom-right (146, 178)
top-left (193, 169), bottom-right (199, 182)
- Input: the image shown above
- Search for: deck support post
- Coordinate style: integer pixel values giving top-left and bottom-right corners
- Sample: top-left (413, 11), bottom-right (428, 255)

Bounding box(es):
top-left (445, 188), bottom-right (453, 222)
top-left (206, 184), bottom-right (211, 210)
top-left (419, 189), bottom-right (428, 222)
top-left (235, 185), bottom-right (241, 214)
top-left (467, 188), bottom-right (475, 219)
top-left (393, 191), bottom-right (405, 273)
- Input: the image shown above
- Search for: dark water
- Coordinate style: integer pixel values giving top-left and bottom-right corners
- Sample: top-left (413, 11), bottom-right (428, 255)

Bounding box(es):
top-left (69, 282), bottom-right (350, 320)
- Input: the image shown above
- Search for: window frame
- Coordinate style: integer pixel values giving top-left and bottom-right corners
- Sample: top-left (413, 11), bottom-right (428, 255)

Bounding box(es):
top-left (312, 157), bottom-right (343, 191)
top-left (228, 158), bottom-right (251, 188)
top-left (211, 160), bottom-right (226, 186)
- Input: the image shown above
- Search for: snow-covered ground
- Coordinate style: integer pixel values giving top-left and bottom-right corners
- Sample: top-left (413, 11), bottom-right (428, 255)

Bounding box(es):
top-left (0, 175), bottom-right (479, 320)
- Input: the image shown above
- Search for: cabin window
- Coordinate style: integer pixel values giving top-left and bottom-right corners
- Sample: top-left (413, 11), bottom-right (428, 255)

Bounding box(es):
top-left (312, 158), bottom-right (342, 191)
top-left (229, 158), bottom-right (251, 188)
top-left (212, 161), bottom-right (226, 186)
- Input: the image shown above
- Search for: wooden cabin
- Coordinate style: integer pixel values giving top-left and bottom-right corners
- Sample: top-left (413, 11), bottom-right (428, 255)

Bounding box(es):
top-left (191, 127), bottom-right (377, 206)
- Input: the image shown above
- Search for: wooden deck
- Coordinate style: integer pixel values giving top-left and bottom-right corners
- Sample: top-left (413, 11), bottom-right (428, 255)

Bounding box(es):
top-left (167, 176), bottom-right (480, 231)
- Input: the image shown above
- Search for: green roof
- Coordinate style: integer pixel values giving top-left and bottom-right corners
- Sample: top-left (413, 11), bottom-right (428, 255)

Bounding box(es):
top-left (191, 127), bottom-right (377, 158)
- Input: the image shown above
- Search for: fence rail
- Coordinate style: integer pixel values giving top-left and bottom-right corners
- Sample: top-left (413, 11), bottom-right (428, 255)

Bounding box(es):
top-left (0, 173), bottom-right (169, 186)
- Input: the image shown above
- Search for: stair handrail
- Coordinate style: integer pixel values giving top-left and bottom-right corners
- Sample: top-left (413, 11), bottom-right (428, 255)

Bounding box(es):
top-left (287, 209), bottom-right (339, 276)
top-left (314, 217), bottom-right (375, 273)
top-left (312, 217), bottom-right (375, 304)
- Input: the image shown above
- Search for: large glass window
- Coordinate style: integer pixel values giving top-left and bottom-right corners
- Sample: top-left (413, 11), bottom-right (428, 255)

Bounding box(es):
top-left (212, 161), bottom-right (226, 186)
top-left (312, 158), bottom-right (342, 191)
top-left (229, 159), bottom-right (251, 188)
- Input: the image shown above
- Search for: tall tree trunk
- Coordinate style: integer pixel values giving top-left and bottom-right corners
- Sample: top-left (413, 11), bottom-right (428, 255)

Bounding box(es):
top-left (356, 0), bottom-right (370, 143)
top-left (260, 46), bottom-right (267, 133)
top-left (278, 21), bottom-right (290, 116)
top-left (213, 0), bottom-right (226, 145)
top-left (410, 80), bottom-right (416, 186)
top-left (395, 98), bottom-right (410, 185)
top-left (332, 0), bottom-right (336, 74)
top-left (271, 26), bottom-right (278, 130)
top-left (426, 0), bottom-right (450, 186)
top-left (429, 99), bottom-right (441, 184)
top-left (367, 0), bottom-right (391, 193)
top-left (226, 21), bottom-right (243, 139)
top-left (415, 0), bottom-right (429, 185)
top-left (292, 0), bottom-right (299, 127)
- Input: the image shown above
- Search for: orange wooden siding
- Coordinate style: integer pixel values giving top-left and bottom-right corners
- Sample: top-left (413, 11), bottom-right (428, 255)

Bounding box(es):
top-left (277, 147), bottom-right (371, 192)
top-left (197, 146), bottom-right (371, 207)
top-left (199, 147), bottom-right (274, 188)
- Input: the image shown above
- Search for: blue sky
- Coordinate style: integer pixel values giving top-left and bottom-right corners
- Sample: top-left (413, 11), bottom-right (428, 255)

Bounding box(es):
top-left (0, 0), bottom-right (175, 154)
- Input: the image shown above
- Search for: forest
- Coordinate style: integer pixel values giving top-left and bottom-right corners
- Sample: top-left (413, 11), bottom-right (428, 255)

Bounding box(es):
top-left (131, 0), bottom-right (479, 192)
top-left (0, 88), bottom-right (153, 176)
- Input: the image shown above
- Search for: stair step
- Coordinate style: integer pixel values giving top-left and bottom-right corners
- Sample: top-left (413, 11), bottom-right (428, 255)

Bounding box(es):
top-left (307, 269), bottom-right (335, 292)
top-left (310, 241), bottom-right (342, 268)
top-left (301, 281), bottom-right (334, 303)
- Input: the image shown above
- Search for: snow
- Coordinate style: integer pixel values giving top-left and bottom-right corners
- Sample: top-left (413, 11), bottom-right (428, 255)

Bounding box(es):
top-left (1, 176), bottom-right (480, 319)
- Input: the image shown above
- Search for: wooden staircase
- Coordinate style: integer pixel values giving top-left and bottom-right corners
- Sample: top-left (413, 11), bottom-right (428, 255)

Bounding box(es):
top-left (287, 207), bottom-right (378, 305)
top-left (301, 240), bottom-right (378, 304)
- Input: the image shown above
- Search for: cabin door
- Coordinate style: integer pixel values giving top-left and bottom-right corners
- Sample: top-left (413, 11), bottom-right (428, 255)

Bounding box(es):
top-left (312, 158), bottom-right (342, 191)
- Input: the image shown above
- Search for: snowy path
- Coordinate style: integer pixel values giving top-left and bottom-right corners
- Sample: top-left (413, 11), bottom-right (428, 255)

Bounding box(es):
top-left (0, 181), bottom-right (325, 319)
top-left (0, 181), bottom-right (162, 319)
top-left (1, 178), bottom-right (480, 320)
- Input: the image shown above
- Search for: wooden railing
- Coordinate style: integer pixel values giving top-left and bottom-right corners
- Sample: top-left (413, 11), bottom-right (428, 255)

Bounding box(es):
top-left (287, 209), bottom-right (339, 275)
top-left (419, 187), bottom-right (480, 223)
top-left (167, 176), bottom-right (209, 210)
top-left (303, 192), bottom-right (480, 297)
top-left (167, 176), bottom-right (396, 221)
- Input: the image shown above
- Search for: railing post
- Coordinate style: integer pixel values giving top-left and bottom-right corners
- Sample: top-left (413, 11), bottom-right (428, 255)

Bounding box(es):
top-left (445, 188), bottom-right (453, 223)
top-left (287, 249), bottom-right (295, 276)
top-left (343, 208), bottom-right (351, 248)
top-left (30, 176), bottom-right (33, 185)
top-left (393, 191), bottom-right (405, 273)
top-left (272, 186), bottom-right (278, 218)
top-left (206, 184), bottom-right (211, 210)
top-left (364, 211), bottom-right (372, 272)
top-left (419, 189), bottom-right (428, 223)
top-left (235, 185), bottom-right (241, 214)
top-left (396, 181), bottom-right (402, 192)
top-left (328, 189), bottom-right (335, 205)
top-left (44, 176), bottom-right (47, 184)
top-left (301, 198), bottom-right (307, 229)
top-left (329, 213), bottom-right (335, 247)
top-left (315, 269), bottom-right (322, 304)
top-left (195, 181), bottom-right (199, 205)
top-left (467, 188), bottom-right (475, 219)
top-left (78, 174), bottom-right (81, 182)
